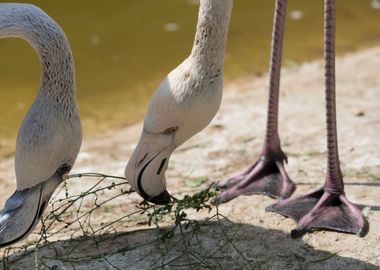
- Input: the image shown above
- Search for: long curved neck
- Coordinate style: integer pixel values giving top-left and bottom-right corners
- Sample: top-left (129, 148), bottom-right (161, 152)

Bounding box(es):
top-left (0, 4), bottom-right (75, 102)
top-left (190, 0), bottom-right (233, 72)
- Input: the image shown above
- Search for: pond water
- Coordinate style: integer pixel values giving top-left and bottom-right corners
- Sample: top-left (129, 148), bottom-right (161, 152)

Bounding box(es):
top-left (0, 0), bottom-right (379, 156)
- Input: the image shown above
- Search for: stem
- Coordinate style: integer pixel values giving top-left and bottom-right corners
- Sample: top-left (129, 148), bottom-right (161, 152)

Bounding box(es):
top-left (324, 0), bottom-right (344, 193)
top-left (264, 0), bottom-right (287, 147)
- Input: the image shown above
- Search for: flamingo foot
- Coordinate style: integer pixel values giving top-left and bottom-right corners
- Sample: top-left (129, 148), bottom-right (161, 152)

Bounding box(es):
top-left (266, 188), bottom-right (369, 238)
top-left (214, 153), bottom-right (295, 204)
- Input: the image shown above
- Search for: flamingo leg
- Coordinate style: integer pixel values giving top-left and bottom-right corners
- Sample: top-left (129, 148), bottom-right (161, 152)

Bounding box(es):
top-left (267, 0), bottom-right (369, 237)
top-left (215, 0), bottom-right (295, 204)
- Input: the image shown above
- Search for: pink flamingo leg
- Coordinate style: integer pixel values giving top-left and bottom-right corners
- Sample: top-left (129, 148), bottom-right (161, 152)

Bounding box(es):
top-left (267, 0), bottom-right (369, 237)
top-left (216, 0), bottom-right (295, 204)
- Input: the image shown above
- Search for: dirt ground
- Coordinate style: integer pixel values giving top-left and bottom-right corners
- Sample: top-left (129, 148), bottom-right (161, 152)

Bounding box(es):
top-left (0, 47), bottom-right (379, 269)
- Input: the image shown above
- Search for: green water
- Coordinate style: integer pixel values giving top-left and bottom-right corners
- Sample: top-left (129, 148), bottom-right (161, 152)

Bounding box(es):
top-left (0, 0), bottom-right (379, 156)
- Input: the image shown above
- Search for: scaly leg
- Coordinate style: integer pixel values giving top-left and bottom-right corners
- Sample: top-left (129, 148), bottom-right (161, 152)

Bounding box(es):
top-left (267, 0), bottom-right (369, 237)
top-left (215, 0), bottom-right (295, 204)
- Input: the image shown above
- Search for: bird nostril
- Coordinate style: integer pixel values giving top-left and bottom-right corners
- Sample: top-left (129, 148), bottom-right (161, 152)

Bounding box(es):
top-left (157, 158), bottom-right (167, 175)
top-left (137, 153), bottom-right (148, 167)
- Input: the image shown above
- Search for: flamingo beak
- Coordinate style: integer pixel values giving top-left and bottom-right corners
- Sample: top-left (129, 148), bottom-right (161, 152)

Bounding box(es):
top-left (135, 151), bottom-right (172, 205)
top-left (0, 172), bottom-right (62, 247)
top-left (145, 189), bottom-right (171, 205)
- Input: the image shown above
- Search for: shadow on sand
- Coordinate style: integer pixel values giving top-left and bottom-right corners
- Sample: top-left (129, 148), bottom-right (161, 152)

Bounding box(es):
top-left (0, 219), bottom-right (378, 270)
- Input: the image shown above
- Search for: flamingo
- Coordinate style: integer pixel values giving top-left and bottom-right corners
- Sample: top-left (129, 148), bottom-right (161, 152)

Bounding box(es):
top-left (217, 0), bottom-right (369, 237)
top-left (0, 4), bottom-right (82, 247)
top-left (125, 0), bottom-right (233, 204)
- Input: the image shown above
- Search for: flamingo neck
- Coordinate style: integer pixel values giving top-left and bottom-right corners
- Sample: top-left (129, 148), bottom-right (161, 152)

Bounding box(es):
top-left (0, 4), bottom-right (76, 104)
top-left (190, 0), bottom-right (233, 73)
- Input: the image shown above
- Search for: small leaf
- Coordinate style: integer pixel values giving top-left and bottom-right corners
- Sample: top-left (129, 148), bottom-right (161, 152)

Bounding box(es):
top-left (186, 177), bottom-right (208, 187)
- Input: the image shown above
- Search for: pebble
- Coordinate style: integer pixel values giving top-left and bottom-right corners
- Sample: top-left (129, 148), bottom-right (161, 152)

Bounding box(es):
top-left (351, 108), bottom-right (365, 117)
top-left (289, 10), bottom-right (304, 20)
top-left (371, 0), bottom-right (380, 9)
top-left (164, 23), bottom-right (180, 32)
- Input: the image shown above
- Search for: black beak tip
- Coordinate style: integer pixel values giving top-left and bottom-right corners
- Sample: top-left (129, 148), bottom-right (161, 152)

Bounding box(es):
top-left (148, 190), bottom-right (171, 205)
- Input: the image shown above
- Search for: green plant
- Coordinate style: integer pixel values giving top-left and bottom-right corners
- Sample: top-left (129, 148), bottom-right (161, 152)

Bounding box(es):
top-left (0, 173), bottom-right (250, 269)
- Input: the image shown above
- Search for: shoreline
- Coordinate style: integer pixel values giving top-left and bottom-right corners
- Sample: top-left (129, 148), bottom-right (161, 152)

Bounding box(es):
top-left (1, 46), bottom-right (379, 172)
top-left (0, 46), bottom-right (379, 268)
top-left (1, 46), bottom-right (380, 177)
top-left (0, 43), bottom-right (378, 160)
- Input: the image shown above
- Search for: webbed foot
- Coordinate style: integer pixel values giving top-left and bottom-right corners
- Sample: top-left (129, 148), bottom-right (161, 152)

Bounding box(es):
top-left (215, 151), bottom-right (295, 204)
top-left (266, 188), bottom-right (369, 238)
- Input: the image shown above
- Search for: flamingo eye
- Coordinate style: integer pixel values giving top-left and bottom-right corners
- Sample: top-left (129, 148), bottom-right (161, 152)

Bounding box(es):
top-left (163, 127), bottom-right (179, 134)
top-left (57, 164), bottom-right (71, 176)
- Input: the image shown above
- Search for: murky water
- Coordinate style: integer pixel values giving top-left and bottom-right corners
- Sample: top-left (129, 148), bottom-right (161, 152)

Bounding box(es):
top-left (0, 0), bottom-right (379, 156)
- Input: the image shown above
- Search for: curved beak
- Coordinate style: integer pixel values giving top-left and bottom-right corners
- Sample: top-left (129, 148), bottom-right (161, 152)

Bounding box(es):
top-left (135, 150), bottom-right (172, 205)
top-left (126, 138), bottom-right (174, 205)
top-left (145, 190), bottom-right (171, 205)
top-left (0, 172), bottom-right (62, 247)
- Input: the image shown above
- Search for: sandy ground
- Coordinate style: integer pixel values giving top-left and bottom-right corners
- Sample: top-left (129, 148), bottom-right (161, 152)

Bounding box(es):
top-left (0, 47), bottom-right (379, 269)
